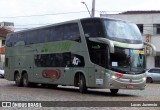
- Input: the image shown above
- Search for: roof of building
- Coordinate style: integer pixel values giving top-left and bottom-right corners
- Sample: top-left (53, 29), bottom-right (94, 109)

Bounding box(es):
top-left (120, 10), bottom-right (160, 14)
top-left (0, 28), bottom-right (11, 37)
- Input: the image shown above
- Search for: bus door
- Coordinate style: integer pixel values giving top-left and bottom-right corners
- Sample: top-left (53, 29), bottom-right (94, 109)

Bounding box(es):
top-left (64, 53), bottom-right (85, 85)
top-left (62, 53), bottom-right (72, 85)
top-left (92, 50), bottom-right (108, 87)
top-left (87, 41), bottom-right (109, 87)
top-left (63, 65), bottom-right (72, 85)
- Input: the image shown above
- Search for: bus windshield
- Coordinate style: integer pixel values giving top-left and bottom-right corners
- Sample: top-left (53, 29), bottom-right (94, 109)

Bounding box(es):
top-left (104, 20), bottom-right (142, 43)
top-left (110, 47), bottom-right (145, 73)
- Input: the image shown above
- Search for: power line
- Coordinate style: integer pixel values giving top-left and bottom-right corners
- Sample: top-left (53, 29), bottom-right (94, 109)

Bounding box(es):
top-left (0, 11), bottom-right (88, 18)
top-left (15, 23), bottom-right (52, 27)
top-left (4, 10), bottom-right (160, 28)
top-left (3, 10), bottom-right (158, 19)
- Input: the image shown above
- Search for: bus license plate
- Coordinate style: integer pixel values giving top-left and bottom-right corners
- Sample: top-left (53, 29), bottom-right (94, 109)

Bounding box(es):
top-left (127, 84), bottom-right (133, 89)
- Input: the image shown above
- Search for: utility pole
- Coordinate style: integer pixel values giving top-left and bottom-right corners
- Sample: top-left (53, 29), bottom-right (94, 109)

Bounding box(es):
top-left (91, 0), bottom-right (95, 17)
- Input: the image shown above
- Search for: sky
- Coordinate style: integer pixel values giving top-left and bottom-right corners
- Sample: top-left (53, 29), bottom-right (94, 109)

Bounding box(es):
top-left (1, 0), bottom-right (160, 31)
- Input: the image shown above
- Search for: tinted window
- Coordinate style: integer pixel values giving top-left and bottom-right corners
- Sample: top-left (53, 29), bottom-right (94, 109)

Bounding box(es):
top-left (6, 23), bottom-right (81, 47)
top-left (26, 31), bottom-right (37, 44)
top-left (35, 52), bottom-right (84, 67)
top-left (6, 34), bottom-right (15, 46)
top-left (86, 39), bottom-right (108, 68)
top-left (38, 29), bottom-right (49, 43)
top-left (55, 26), bottom-right (63, 41)
top-left (47, 23), bottom-right (81, 42)
top-left (148, 69), bottom-right (160, 73)
top-left (155, 56), bottom-right (160, 67)
top-left (104, 20), bottom-right (142, 42)
top-left (81, 19), bottom-right (104, 37)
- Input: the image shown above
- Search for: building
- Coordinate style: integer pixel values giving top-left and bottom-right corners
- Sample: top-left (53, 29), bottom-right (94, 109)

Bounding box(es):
top-left (100, 11), bottom-right (160, 69)
top-left (0, 22), bottom-right (14, 32)
top-left (0, 22), bottom-right (14, 62)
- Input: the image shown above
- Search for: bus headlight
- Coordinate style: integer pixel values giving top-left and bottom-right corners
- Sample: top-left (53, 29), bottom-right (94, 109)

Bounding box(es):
top-left (111, 72), bottom-right (123, 79)
top-left (111, 75), bottom-right (117, 79)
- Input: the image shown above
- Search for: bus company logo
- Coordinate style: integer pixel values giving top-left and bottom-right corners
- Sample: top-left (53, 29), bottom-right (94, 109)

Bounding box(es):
top-left (42, 69), bottom-right (61, 79)
top-left (2, 102), bottom-right (12, 107)
top-left (72, 57), bottom-right (80, 65)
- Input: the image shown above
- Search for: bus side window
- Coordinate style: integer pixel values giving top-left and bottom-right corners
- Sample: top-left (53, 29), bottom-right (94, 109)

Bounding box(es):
top-left (48, 27), bottom-right (56, 42)
top-left (63, 23), bottom-right (81, 42)
top-left (69, 24), bottom-right (81, 42)
top-left (81, 20), bottom-right (104, 37)
top-left (63, 53), bottom-right (71, 67)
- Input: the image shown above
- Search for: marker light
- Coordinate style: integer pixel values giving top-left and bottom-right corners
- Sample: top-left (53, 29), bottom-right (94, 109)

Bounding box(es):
top-left (111, 72), bottom-right (123, 79)
top-left (115, 72), bottom-right (123, 78)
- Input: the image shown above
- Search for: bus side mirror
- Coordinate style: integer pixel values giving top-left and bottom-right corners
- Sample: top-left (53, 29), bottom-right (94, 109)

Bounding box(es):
top-left (144, 42), bottom-right (156, 56)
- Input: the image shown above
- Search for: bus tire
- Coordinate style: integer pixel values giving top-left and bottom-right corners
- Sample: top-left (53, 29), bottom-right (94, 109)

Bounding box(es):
top-left (15, 73), bottom-right (22, 87)
top-left (110, 89), bottom-right (119, 94)
top-left (79, 75), bottom-right (87, 93)
top-left (22, 73), bottom-right (30, 87)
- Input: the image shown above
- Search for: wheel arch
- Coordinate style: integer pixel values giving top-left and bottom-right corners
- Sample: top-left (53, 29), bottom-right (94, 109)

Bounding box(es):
top-left (21, 70), bottom-right (27, 76)
top-left (14, 70), bottom-right (28, 81)
top-left (74, 70), bottom-right (87, 87)
top-left (14, 70), bottom-right (20, 81)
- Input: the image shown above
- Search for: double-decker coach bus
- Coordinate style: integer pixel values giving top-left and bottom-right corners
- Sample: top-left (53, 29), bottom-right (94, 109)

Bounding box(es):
top-left (5, 17), bottom-right (156, 94)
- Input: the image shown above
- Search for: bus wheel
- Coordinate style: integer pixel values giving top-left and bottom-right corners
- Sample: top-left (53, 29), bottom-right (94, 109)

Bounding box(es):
top-left (146, 77), bottom-right (153, 83)
top-left (22, 73), bottom-right (30, 87)
top-left (79, 75), bottom-right (87, 93)
top-left (110, 89), bottom-right (119, 94)
top-left (15, 73), bottom-right (22, 87)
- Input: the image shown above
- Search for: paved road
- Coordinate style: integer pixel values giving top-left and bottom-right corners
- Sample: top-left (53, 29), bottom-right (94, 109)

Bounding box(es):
top-left (0, 78), bottom-right (160, 110)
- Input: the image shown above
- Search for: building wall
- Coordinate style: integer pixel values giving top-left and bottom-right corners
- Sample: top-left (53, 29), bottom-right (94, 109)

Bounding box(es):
top-left (0, 22), bottom-right (14, 32)
top-left (0, 22), bottom-right (14, 62)
top-left (101, 13), bottom-right (160, 68)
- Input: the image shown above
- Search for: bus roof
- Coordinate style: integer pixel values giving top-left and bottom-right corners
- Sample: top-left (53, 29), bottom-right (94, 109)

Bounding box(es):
top-left (7, 17), bottom-right (130, 36)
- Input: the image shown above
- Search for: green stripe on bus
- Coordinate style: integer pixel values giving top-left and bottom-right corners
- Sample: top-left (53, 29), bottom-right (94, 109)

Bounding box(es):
top-left (41, 41), bottom-right (72, 53)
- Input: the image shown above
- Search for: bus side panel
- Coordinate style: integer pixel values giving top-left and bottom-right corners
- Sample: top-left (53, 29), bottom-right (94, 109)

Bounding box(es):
top-left (88, 67), bottom-right (96, 87)
top-left (32, 67), bottom-right (65, 84)
top-left (22, 55), bottom-right (34, 82)
top-left (5, 56), bottom-right (15, 81)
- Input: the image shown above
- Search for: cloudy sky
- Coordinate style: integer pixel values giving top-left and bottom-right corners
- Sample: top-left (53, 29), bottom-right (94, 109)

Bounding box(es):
top-left (1, 0), bottom-right (160, 31)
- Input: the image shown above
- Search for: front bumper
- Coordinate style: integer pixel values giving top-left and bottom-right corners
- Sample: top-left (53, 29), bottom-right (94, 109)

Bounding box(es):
top-left (108, 77), bottom-right (146, 90)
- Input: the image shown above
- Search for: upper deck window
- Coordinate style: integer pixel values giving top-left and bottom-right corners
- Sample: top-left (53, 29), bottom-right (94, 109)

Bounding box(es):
top-left (6, 23), bottom-right (81, 47)
top-left (104, 20), bottom-right (143, 43)
top-left (81, 19), bottom-right (104, 37)
top-left (81, 18), bottom-right (143, 44)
